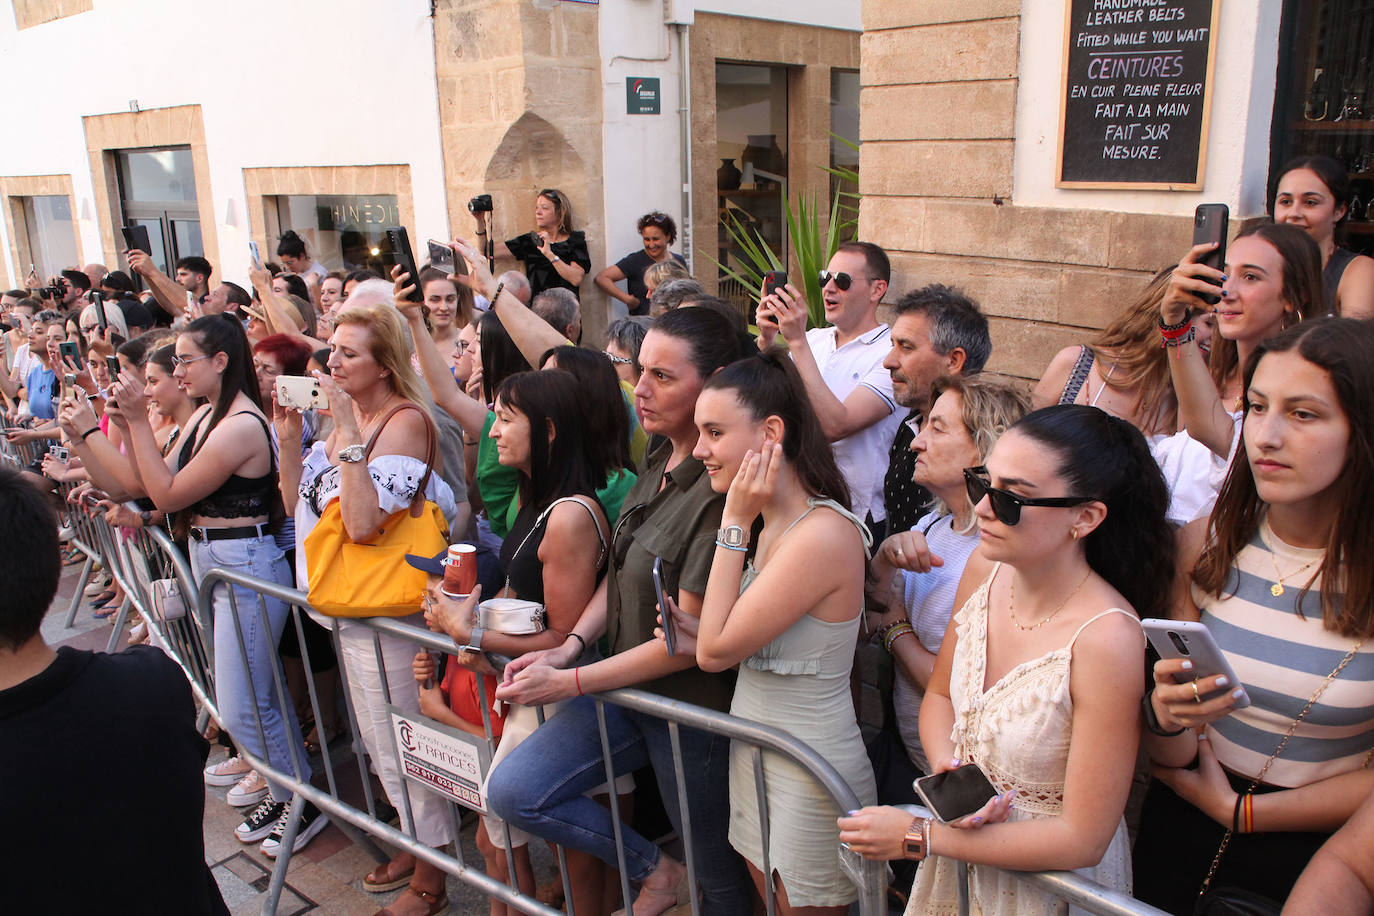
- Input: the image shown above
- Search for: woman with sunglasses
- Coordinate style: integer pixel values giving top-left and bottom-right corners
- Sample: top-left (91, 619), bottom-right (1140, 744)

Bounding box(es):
top-left (594, 212), bottom-right (687, 316)
top-left (472, 188), bottom-right (590, 299)
top-left (1133, 318), bottom-right (1374, 913)
top-left (839, 404), bottom-right (1173, 915)
top-left (487, 306), bottom-right (754, 916)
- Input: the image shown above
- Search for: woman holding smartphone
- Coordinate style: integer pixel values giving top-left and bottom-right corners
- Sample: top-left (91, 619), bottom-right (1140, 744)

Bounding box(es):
top-left (1272, 154), bottom-right (1374, 319)
top-left (839, 405), bottom-right (1172, 915)
top-left (486, 306), bottom-right (754, 916)
top-left (471, 188), bottom-right (590, 299)
top-left (108, 314), bottom-right (319, 856)
top-left (673, 349), bottom-right (876, 913)
top-left (1134, 318), bottom-right (1374, 913)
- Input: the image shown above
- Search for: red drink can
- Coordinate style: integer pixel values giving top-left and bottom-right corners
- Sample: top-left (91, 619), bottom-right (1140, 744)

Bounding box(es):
top-left (443, 543), bottom-right (477, 596)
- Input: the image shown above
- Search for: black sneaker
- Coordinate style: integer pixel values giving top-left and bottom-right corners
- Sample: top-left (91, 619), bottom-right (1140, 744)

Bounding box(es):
top-left (235, 796), bottom-right (286, 843)
top-left (260, 800), bottom-right (329, 858)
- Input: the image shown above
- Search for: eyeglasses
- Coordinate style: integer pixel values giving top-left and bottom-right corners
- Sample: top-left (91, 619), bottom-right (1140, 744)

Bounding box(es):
top-left (171, 354), bottom-right (213, 368)
top-left (79, 325), bottom-right (98, 334)
top-left (606, 353), bottom-right (633, 365)
top-left (454, 339), bottom-right (471, 354)
top-left (963, 466), bottom-right (1093, 527)
top-left (818, 270), bottom-right (865, 291)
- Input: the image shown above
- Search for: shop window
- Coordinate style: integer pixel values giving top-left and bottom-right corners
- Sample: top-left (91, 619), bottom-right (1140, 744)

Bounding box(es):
top-left (15, 195), bottom-right (79, 279)
top-left (1272, 0), bottom-right (1374, 255)
top-left (269, 194), bottom-right (401, 273)
top-left (830, 69), bottom-right (861, 224)
top-left (715, 63), bottom-right (789, 306)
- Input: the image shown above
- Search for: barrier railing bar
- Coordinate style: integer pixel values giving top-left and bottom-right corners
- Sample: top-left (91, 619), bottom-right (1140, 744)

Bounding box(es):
top-left (666, 721), bottom-right (700, 916)
top-left (596, 698), bottom-right (634, 914)
top-left (752, 745), bottom-right (777, 916)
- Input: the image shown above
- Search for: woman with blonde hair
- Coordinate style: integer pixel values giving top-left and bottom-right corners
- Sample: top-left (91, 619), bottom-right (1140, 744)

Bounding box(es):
top-left (471, 188), bottom-right (591, 299)
top-left (277, 302), bottom-right (462, 916)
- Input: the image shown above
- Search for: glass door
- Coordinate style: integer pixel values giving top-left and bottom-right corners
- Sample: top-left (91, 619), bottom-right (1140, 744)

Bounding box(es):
top-left (115, 147), bottom-right (202, 273)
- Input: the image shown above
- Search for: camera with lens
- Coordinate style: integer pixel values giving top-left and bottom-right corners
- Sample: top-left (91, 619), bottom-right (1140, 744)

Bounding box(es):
top-left (40, 286), bottom-right (63, 301)
top-left (467, 194), bottom-right (493, 214)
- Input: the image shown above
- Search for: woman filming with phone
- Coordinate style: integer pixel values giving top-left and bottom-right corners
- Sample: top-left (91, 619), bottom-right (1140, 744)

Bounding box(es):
top-left (1133, 318), bottom-right (1374, 914)
top-left (839, 404), bottom-right (1173, 915)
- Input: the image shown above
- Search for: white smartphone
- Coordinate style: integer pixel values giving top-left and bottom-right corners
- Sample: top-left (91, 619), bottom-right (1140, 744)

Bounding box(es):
top-left (1141, 618), bottom-right (1251, 708)
top-left (275, 375), bottom-right (329, 411)
top-left (249, 240), bottom-right (262, 267)
top-left (914, 763), bottom-right (999, 823)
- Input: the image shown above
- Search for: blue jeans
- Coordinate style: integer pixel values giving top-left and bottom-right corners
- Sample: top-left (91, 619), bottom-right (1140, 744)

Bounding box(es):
top-left (487, 696), bottom-right (753, 914)
top-left (191, 533), bottom-right (309, 800)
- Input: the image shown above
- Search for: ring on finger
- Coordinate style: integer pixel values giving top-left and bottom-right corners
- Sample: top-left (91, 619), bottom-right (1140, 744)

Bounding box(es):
top-left (1191, 680), bottom-right (1201, 704)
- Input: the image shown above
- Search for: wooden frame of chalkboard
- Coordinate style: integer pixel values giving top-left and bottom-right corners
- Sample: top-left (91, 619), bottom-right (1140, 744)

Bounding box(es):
top-left (1055, 0), bottom-right (1224, 190)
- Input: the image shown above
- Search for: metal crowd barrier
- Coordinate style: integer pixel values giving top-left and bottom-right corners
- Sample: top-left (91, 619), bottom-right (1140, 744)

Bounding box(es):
top-left (52, 497), bottom-right (1170, 916)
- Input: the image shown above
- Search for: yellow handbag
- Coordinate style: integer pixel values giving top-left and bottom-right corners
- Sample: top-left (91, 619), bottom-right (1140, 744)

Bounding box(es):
top-left (305, 403), bottom-right (449, 618)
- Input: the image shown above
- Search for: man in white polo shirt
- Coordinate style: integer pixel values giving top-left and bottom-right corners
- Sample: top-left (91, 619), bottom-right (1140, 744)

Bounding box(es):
top-left (757, 241), bottom-right (905, 540)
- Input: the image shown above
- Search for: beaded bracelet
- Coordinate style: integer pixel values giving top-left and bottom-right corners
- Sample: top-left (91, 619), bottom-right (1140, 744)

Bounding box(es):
top-left (883, 622), bottom-right (915, 653)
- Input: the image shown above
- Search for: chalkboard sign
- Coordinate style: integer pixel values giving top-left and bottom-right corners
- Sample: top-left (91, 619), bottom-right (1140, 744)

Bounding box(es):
top-left (1056, 0), bottom-right (1222, 189)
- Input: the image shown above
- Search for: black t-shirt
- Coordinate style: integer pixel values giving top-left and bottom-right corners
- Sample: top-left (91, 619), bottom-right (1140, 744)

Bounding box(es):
top-left (505, 230), bottom-right (592, 299)
top-left (614, 250), bottom-right (687, 315)
top-left (0, 646), bottom-right (228, 914)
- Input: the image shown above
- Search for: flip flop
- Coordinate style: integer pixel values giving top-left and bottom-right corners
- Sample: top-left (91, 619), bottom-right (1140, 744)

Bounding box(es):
top-left (94, 603), bottom-right (121, 620)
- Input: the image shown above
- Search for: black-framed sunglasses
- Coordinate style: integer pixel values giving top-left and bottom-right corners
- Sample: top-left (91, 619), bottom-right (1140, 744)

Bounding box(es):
top-left (963, 466), bottom-right (1093, 527)
top-left (817, 270), bottom-right (862, 291)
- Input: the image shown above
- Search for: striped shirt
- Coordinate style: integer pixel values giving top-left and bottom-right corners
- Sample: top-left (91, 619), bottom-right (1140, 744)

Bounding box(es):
top-left (1195, 518), bottom-right (1374, 788)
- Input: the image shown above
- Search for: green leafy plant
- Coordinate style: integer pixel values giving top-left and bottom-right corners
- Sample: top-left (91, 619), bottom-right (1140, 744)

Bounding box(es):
top-left (704, 134), bottom-right (861, 330)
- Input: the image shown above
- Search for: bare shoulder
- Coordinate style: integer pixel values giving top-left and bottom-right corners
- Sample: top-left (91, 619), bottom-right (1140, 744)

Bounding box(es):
top-left (1031, 345), bottom-right (1085, 407)
top-left (371, 404), bottom-right (429, 461)
top-left (1176, 517), bottom-right (1209, 572)
top-left (545, 497), bottom-right (607, 541)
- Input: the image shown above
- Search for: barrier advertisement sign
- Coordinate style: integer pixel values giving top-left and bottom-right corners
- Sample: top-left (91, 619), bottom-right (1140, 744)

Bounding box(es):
top-left (389, 706), bottom-right (491, 813)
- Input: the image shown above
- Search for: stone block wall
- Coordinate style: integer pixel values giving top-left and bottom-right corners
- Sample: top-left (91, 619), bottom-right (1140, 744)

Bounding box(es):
top-left (858, 3), bottom-right (1191, 381)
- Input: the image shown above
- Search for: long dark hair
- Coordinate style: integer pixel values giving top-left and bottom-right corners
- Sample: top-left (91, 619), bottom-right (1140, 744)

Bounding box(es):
top-left (478, 310), bottom-right (531, 405)
top-left (651, 306), bottom-right (741, 379)
top-left (183, 313), bottom-right (261, 431)
top-left (1196, 318), bottom-right (1374, 638)
top-left (495, 369), bottom-right (601, 510)
top-left (1275, 154), bottom-right (1351, 224)
top-left (1010, 405), bottom-right (1174, 619)
top-left (1208, 222), bottom-right (1322, 392)
top-left (704, 348), bottom-right (851, 511)
top-left (538, 345), bottom-right (631, 475)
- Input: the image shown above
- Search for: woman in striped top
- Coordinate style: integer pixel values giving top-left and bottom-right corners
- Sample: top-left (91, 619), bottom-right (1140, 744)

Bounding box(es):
top-left (1134, 318), bottom-right (1374, 913)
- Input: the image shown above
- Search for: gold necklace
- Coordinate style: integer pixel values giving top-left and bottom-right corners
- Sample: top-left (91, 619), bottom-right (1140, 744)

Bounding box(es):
top-left (1268, 550), bottom-right (1321, 597)
top-left (1009, 568), bottom-right (1093, 631)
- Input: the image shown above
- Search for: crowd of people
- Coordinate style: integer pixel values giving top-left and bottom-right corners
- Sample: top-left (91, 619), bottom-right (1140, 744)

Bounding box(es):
top-left (2, 154), bottom-right (1373, 916)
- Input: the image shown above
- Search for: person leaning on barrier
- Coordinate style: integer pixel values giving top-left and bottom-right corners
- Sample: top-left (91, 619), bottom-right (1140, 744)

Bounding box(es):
top-left (675, 349), bottom-right (878, 913)
top-left (0, 465), bottom-right (229, 915)
top-left (840, 405), bottom-right (1173, 915)
top-left (427, 369), bottom-right (623, 916)
top-left (276, 302), bottom-right (461, 916)
top-left (488, 306), bottom-right (755, 915)
top-left (1133, 319), bottom-right (1374, 914)
top-left (1284, 786), bottom-right (1374, 915)
top-left (112, 313), bottom-right (323, 857)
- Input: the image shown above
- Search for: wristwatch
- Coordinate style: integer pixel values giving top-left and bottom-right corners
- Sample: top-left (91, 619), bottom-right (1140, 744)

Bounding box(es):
top-left (717, 525), bottom-right (748, 549)
top-left (460, 626), bottom-right (485, 654)
top-left (337, 443), bottom-right (366, 464)
top-left (903, 816), bottom-right (931, 861)
top-left (139, 509), bottom-right (153, 527)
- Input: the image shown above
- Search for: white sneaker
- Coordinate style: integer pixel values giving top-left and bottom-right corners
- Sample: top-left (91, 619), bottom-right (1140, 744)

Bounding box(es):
top-left (227, 770), bottom-right (270, 807)
top-left (204, 755), bottom-right (252, 787)
top-left (235, 797), bottom-right (286, 843)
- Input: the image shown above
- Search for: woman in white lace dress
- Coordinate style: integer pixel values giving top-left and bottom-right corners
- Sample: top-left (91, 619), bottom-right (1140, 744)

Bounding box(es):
top-left (840, 405), bottom-right (1174, 915)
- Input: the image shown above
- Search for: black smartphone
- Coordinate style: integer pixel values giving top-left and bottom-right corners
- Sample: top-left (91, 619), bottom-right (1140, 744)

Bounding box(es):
top-left (914, 763), bottom-right (999, 823)
top-left (90, 290), bottom-right (108, 333)
top-left (763, 270), bottom-right (788, 298)
top-left (121, 225), bottom-right (152, 256)
top-left (385, 227), bottom-right (424, 303)
top-left (105, 355), bottom-right (122, 382)
top-left (1192, 204), bottom-right (1229, 306)
top-left (58, 341), bottom-right (81, 370)
top-left (652, 556), bottom-right (676, 657)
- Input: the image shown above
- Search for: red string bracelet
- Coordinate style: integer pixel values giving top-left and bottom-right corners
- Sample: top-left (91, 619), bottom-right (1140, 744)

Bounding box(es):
top-left (575, 667), bottom-right (584, 697)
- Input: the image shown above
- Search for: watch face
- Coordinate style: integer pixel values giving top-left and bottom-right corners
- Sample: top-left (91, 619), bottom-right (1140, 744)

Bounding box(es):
top-left (720, 525), bottom-right (746, 547)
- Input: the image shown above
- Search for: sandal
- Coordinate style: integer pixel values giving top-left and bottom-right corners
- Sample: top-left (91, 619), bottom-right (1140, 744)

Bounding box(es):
top-left (362, 856), bottom-right (416, 893)
top-left (89, 590), bottom-right (116, 608)
top-left (374, 885), bottom-right (447, 916)
top-left (304, 722), bottom-right (343, 755)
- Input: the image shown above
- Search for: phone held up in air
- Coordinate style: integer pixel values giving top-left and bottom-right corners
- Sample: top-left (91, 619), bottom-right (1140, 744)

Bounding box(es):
top-left (249, 240), bottom-right (262, 268)
top-left (1141, 618), bottom-right (1250, 708)
top-left (652, 556), bottom-right (676, 657)
top-left (762, 270), bottom-right (788, 298)
top-left (58, 340), bottom-right (81, 370)
top-left (105, 355), bottom-right (122, 383)
top-left (427, 239), bottom-right (456, 275)
top-left (914, 763), bottom-right (1000, 823)
top-left (121, 225), bottom-right (152, 256)
top-left (275, 375), bottom-right (330, 411)
top-left (385, 227), bottom-right (425, 303)
top-left (1191, 204), bottom-right (1229, 307)
top-left (90, 290), bottom-right (108, 333)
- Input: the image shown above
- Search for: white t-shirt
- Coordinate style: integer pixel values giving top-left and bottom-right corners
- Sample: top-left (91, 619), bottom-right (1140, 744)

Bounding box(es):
top-left (8, 342), bottom-right (34, 380)
top-left (802, 324), bottom-right (903, 524)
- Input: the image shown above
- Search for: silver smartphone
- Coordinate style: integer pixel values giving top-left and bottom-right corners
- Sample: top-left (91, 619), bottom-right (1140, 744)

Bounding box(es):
top-left (1141, 618), bottom-right (1250, 708)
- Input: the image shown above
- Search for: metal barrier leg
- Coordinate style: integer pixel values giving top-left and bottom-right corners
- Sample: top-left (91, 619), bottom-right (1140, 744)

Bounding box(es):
top-left (262, 795), bottom-right (305, 916)
top-left (104, 597), bottom-right (132, 654)
top-left (62, 555), bottom-right (94, 628)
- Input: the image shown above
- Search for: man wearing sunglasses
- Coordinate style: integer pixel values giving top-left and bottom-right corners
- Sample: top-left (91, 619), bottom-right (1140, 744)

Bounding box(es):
top-left (756, 241), bottom-right (904, 540)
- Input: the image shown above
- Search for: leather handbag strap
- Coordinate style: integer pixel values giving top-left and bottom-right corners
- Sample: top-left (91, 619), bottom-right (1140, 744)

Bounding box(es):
top-left (363, 402), bottom-right (438, 518)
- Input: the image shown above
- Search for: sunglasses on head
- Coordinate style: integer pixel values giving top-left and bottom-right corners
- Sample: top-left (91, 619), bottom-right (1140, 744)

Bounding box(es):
top-left (963, 466), bottom-right (1093, 526)
top-left (817, 270), bottom-right (863, 291)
